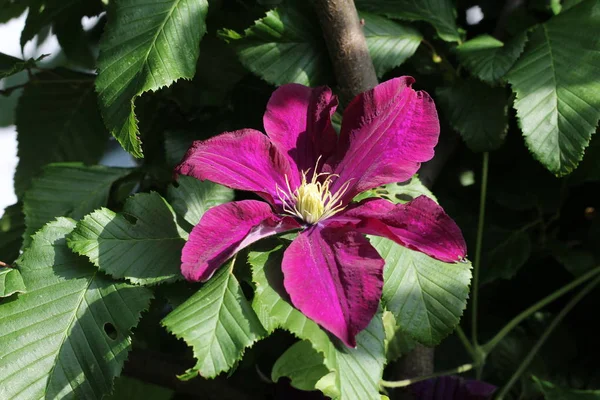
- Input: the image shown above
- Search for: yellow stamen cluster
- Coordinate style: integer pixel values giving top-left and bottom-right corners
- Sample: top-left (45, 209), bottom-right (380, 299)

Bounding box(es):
top-left (277, 158), bottom-right (351, 224)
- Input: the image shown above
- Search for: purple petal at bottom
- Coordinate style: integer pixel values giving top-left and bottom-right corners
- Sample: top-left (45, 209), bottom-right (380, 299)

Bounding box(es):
top-left (410, 376), bottom-right (496, 400)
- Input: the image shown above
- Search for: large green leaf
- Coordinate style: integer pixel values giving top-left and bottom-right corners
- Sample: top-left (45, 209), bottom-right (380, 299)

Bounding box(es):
top-left (23, 163), bottom-right (132, 247)
top-left (248, 244), bottom-right (386, 400)
top-left (533, 376), bottom-right (600, 399)
top-left (219, 5), bottom-right (331, 86)
top-left (372, 237), bottom-right (472, 346)
top-left (0, 203), bottom-right (24, 264)
top-left (15, 70), bottom-right (108, 196)
top-left (0, 218), bottom-right (152, 400)
top-left (161, 259), bottom-right (266, 379)
top-left (221, 6), bottom-right (421, 86)
top-left (271, 340), bottom-right (329, 391)
top-left (0, 52), bottom-right (44, 79)
top-left (96, 0), bottom-right (208, 157)
top-left (167, 176), bottom-right (234, 227)
top-left (68, 192), bottom-right (187, 286)
top-left (437, 79), bottom-right (509, 152)
top-left (0, 266), bottom-right (26, 298)
top-left (456, 33), bottom-right (528, 83)
top-left (356, 0), bottom-right (461, 42)
top-left (507, 0), bottom-right (600, 176)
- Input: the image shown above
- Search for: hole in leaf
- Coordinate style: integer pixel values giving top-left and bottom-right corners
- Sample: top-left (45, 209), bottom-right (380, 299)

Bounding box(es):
top-left (121, 212), bottom-right (138, 225)
top-left (395, 194), bottom-right (413, 203)
top-left (396, 179), bottom-right (412, 187)
top-left (104, 322), bottom-right (118, 340)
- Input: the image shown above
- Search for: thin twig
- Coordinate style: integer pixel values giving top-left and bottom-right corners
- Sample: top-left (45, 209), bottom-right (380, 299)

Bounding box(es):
top-left (381, 363), bottom-right (475, 388)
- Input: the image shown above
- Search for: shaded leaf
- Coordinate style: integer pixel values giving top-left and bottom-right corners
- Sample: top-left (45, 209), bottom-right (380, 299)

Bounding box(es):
top-left (480, 227), bottom-right (532, 284)
top-left (372, 237), bottom-right (472, 346)
top-left (570, 132), bottom-right (600, 184)
top-left (23, 163), bottom-right (132, 247)
top-left (167, 176), bottom-right (234, 227)
top-left (96, 0), bottom-right (208, 157)
top-left (68, 192), bottom-right (187, 286)
top-left (533, 376), bottom-right (600, 399)
top-left (0, 218), bottom-right (152, 399)
top-left (437, 79), bottom-right (509, 152)
top-left (383, 310), bottom-right (416, 362)
top-left (15, 69), bottom-right (108, 196)
top-left (507, 0), bottom-right (600, 176)
top-left (105, 376), bottom-right (174, 400)
top-left (356, 0), bottom-right (461, 42)
top-left (0, 266), bottom-right (26, 298)
top-left (456, 33), bottom-right (528, 83)
top-left (161, 259), bottom-right (266, 379)
top-left (271, 340), bottom-right (328, 391)
top-left (0, 52), bottom-right (45, 79)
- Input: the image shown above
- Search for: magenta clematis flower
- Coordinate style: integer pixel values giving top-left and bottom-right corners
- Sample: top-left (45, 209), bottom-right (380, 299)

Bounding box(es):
top-left (175, 77), bottom-right (467, 347)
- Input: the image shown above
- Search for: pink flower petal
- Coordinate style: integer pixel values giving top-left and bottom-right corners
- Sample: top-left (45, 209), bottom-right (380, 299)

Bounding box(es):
top-left (182, 200), bottom-right (300, 282)
top-left (263, 84), bottom-right (338, 173)
top-left (175, 129), bottom-right (299, 207)
top-left (282, 225), bottom-right (384, 347)
top-left (335, 196), bottom-right (467, 263)
top-left (331, 77), bottom-right (440, 201)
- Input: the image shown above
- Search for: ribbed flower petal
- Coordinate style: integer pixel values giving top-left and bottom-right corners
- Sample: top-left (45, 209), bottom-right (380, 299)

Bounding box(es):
top-left (282, 225), bottom-right (384, 347)
top-left (330, 77), bottom-right (440, 202)
top-left (263, 84), bottom-right (338, 173)
top-left (175, 129), bottom-right (299, 207)
top-left (182, 200), bottom-right (300, 282)
top-left (334, 196), bottom-right (467, 263)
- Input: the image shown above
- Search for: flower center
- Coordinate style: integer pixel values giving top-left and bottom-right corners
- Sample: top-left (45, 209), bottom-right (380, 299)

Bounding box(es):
top-left (276, 157), bottom-right (351, 224)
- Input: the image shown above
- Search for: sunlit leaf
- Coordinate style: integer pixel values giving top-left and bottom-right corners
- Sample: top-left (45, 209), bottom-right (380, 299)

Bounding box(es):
top-left (0, 265), bottom-right (25, 298)
top-left (507, 0), bottom-right (600, 176)
top-left (0, 218), bottom-right (152, 399)
top-left (96, 0), bottom-right (208, 157)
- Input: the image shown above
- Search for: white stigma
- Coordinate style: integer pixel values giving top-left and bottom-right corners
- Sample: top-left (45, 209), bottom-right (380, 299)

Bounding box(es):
top-left (276, 157), bottom-right (351, 224)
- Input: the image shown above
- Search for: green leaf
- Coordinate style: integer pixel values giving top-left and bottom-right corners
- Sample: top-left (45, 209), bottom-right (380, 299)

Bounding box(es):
top-left (356, 0), bottom-right (461, 42)
top-left (0, 266), bottom-right (26, 298)
top-left (271, 340), bottom-right (329, 391)
top-left (456, 33), bottom-right (528, 83)
top-left (354, 175), bottom-right (436, 203)
top-left (96, 0), bottom-right (209, 158)
top-left (480, 227), bottom-right (532, 284)
top-left (533, 376), bottom-right (600, 399)
top-left (383, 310), bottom-right (416, 362)
top-left (105, 376), bottom-right (174, 400)
top-left (0, 218), bottom-right (152, 399)
top-left (161, 259), bottom-right (266, 379)
top-left (23, 163), bottom-right (133, 247)
top-left (15, 69), bottom-right (108, 196)
top-left (0, 203), bottom-right (25, 264)
top-left (507, 0), bottom-right (600, 176)
top-left (248, 244), bottom-right (386, 400)
top-left (219, 5), bottom-right (331, 86)
top-left (0, 1), bottom-right (27, 23)
top-left (0, 52), bottom-right (45, 79)
top-left (371, 237), bottom-right (471, 346)
top-left (68, 192), bottom-right (187, 286)
top-left (362, 12), bottom-right (422, 77)
top-left (167, 176), bottom-right (234, 227)
top-left (437, 79), bottom-right (509, 152)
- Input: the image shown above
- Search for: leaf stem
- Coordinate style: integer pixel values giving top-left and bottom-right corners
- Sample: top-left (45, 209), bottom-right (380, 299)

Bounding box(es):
top-left (380, 363), bottom-right (475, 388)
top-left (494, 274), bottom-right (600, 399)
top-left (482, 264), bottom-right (600, 354)
top-left (454, 325), bottom-right (476, 359)
top-left (472, 152), bottom-right (489, 348)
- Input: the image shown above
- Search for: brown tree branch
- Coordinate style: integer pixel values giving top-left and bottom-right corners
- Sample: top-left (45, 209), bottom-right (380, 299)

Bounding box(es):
top-left (312, 0), bottom-right (378, 102)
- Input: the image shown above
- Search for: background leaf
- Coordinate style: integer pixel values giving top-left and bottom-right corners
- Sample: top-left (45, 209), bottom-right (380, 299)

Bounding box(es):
top-left (15, 69), bottom-right (108, 196)
top-left (167, 176), bottom-right (234, 227)
top-left (0, 218), bottom-right (152, 400)
top-left (456, 33), bottom-right (528, 84)
top-left (356, 0), bottom-right (461, 42)
top-left (437, 79), bottom-right (509, 152)
top-left (0, 52), bottom-right (44, 79)
top-left (0, 203), bottom-right (25, 264)
top-left (95, 0), bottom-right (208, 157)
top-left (68, 192), bottom-right (187, 286)
top-left (161, 259), bottom-right (266, 379)
top-left (507, 0), bottom-right (600, 175)
top-left (23, 164), bottom-right (132, 247)
top-left (533, 376), bottom-right (600, 399)
top-left (105, 376), bottom-right (174, 400)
